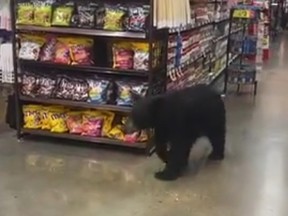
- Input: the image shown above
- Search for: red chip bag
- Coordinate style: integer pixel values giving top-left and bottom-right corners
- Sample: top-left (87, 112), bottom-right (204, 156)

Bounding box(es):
top-left (66, 112), bottom-right (83, 134)
top-left (54, 40), bottom-right (71, 64)
top-left (112, 42), bottom-right (134, 70)
top-left (81, 111), bottom-right (104, 137)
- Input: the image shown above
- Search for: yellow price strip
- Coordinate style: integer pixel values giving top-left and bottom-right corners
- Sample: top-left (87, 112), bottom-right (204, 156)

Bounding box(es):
top-left (233, 9), bottom-right (251, 18)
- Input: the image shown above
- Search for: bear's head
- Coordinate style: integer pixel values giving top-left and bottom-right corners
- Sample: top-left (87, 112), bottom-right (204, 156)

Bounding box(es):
top-left (130, 95), bottom-right (163, 130)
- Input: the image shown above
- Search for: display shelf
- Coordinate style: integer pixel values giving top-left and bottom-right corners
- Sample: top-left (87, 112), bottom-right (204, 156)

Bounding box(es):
top-left (215, 18), bottom-right (230, 24)
top-left (229, 54), bottom-right (241, 64)
top-left (169, 21), bottom-right (214, 33)
top-left (11, 0), bottom-right (169, 153)
top-left (19, 95), bottom-right (132, 113)
top-left (231, 27), bottom-right (243, 34)
top-left (208, 65), bottom-right (226, 85)
top-left (21, 128), bottom-right (147, 149)
top-left (214, 34), bottom-right (228, 43)
top-left (19, 60), bottom-right (148, 78)
top-left (16, 25), bottom-right (147, 39)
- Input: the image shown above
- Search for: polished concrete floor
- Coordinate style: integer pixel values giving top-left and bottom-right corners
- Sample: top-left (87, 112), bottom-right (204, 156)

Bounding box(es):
top-left (1, 38), bottom-right (288, 216)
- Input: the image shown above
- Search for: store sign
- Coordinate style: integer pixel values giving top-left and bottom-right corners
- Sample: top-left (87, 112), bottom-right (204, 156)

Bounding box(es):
top-left (233, 9), bottom-right (252, 18)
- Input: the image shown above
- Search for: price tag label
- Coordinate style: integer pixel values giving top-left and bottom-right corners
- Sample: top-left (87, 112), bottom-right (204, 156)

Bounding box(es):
top-left (233, 9), bottom-right (251, 18)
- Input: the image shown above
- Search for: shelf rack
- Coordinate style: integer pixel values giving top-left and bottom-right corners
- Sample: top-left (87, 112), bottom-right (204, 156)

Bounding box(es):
top-left (11, 0), bottom-right (169, 153)
top-left (224, 5), bottom-right (264, 95)
top-left (166, 0), bottom-right (242, 92)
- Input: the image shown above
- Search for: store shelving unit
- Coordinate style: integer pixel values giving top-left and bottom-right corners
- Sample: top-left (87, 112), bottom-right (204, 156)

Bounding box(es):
top-left (224, 4), bottom-right (265, 94)
top-left (165, 0), bottom-right (247, 93)
top-left (11, 0), bottom-right (169, 153)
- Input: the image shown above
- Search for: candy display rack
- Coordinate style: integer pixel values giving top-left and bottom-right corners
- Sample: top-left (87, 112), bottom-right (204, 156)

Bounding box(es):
top-left (224, 4), bottom-right (265, 94)
top-left (10, 0), bottom-right (168, 153)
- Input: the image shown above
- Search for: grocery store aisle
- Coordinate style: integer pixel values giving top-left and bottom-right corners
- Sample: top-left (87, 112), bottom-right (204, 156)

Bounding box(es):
top-left (1, 38), bottom-right (288, 216)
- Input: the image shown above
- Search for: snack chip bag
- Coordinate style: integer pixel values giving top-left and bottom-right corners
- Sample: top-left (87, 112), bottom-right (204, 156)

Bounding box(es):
top-left (116, 81), bottom-right (148, 106)
top-left (52, 5), bottom-right (74, 26)
top-left (132, 42), bottom-right (149, 71)
top-left (23, 105), bottom-right (42, 129)
top-left (48, 107), bottom-right (68, 133)
top-left (16, 3), bottom-right (34, 25)
top-left (87, 79), bottom-right (110, 104)
top-left (54, 39), bottom-right (71, 64)
top-left (69, 38), bottom-right (93, 65)
top-left (112, 42), bottom-right (134, 70)
top-left (19, 34), bottom-right (46, 61)
top-left (40, 107), bottom-right (50, 130)
top-left (40, 37), bottom-right (57, 62)
top-left (66, 111), bottom-right (83, 134)
top-left (124, 132), bottom-right (138, 143)
top-left (108, 125), bottom-right (124, 140)
top-left (126, 5), bottom-right (150, 32)
top-left (103, 4), bottom-right (126, 31)
top-left (34, 3), bottom-right (53, 26)
top-left (82, 111), bottom-right (104, 137)
top-left (21, 72), bottom-right (38, 97)
top-left (101, 111), bottom-right (115, 137)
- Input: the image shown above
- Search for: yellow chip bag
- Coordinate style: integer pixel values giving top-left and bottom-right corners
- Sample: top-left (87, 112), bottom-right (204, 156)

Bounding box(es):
top-left (23, 105), bottom-right (42, 129)
top-left (108, 125), bottom-right (124, 140)
top-left (48, 108), bottom-right (68, 133)
top-left (40, 108), bottom-right (50, 130)
top-left (101, 111), bottom-right (115, 137)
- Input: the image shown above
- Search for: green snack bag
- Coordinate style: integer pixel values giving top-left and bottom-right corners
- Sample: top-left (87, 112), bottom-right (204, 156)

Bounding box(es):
top-left (34, 3), bottom-right (53, 26)
top-left (52, 5), bottom-right (74, 26)
top-left (16, 3), bottom-right (34, 25)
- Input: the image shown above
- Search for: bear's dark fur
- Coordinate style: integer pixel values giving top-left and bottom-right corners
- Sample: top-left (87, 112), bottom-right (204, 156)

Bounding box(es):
top-left (131, 84), bottom-right (226, 181)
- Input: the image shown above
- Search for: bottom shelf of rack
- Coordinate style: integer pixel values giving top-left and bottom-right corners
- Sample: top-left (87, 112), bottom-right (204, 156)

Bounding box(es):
top-left (21, 128), bottom-right (147, 149)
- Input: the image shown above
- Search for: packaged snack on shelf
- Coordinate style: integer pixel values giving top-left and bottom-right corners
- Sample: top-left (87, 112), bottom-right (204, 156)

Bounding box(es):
top-left (40, 107), bottom-right (51, 130)
top-left (37, 74), bottom-right (56, 98)
top-left (125, 5), bottom-right (150, 32)
top-left (95, 4), bottom-right (106, 29)
top-left (72, 3), bottom-right (97, 28)
top-left (19, 34), bottom-right (46, 61)
top-left (69, 38), bottom-right (94, 65)
top-left (54, 76), bottom-right (89, 101)
top-left (51, 3), bottom-right (74, 26)
top-left (40, 36), bottom-right (57, 62)
top-left (103, 4), bottom-right (126, 31)
top-left (132, 42), bottom-right (149, 71)
top-left (116, 81), bottom-right (148, 106)
top-left (66, 111), bottom-right (83, 134)
top-left (71, 78), bottom-right (89, 101)
top-left (48, 106), bottom-right (68, 133)
top-left (108, 125), bottom-right (125, 140)
top-left (112, 42), bottom-right (134, 70)
top-left (122, 116), bottom-right (148, 143)
top-left (16, 2), bottom-right (34, 25)
top-left (130, 82), bottom-right (148, 100)
top-left (55, 76), bottom-right (74, 100)
top-left (21, 72), bottom-right (38, 97)
top-left (101, 111), bottom-right (115, 137)
top-left (87, 78), bottom-right (111, 104)
top-left (54, 38), bottom-right (71, 64)
top-left (23, 105), bottom-right (42, 129)
top-left (82, 111), bottom-right (104, 137)
top-left (33, 1), bottom-right (53, 26)
top-left (115, 81), bottom-right (133, 106)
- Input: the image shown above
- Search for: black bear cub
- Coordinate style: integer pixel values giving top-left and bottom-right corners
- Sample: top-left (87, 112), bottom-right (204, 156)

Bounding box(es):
top-left (131, 84), bottom-right (226, 181)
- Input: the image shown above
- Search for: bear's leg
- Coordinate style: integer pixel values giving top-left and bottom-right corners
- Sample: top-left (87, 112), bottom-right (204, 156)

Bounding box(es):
top-left (207, 130), bottom-right (225, 160)
top-left (154, 128), bottom-right (168, 163)
top-left (154, 141), bottom-right (191, 181)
